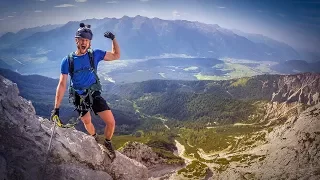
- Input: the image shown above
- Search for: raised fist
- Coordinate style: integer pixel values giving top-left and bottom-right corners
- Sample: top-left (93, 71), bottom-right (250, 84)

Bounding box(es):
top-left (104, 31), bottom-right (115, 40)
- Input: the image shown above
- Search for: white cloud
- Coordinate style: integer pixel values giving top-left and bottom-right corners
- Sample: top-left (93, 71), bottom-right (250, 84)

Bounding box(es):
top-left (217, 6), bottom-right (226, 9)
top-left (106, 1), bottom-right (119, 3)
top-left (0, 18), bottom-right (4, 21)
top-left (75, 0), bottom-right (87, 2)
top-left (12, 12), bottom-right (17, 13)
top-left (54, 4), bottom-right (75, 8)
top-left (34, 10), bottom-right (42, 13)
top-left (172, 10), bottom-right (181, 18)
top-left (8, 16), bottom-right (14, 18)
top-left (140, 0), bottom-right (150, 2)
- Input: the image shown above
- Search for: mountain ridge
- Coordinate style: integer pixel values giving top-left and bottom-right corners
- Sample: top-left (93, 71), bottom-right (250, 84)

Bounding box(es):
top-left (0, 15), bottom-right (300, 75)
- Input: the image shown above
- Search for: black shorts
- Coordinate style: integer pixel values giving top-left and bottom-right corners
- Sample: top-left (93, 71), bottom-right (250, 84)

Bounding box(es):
top-left (74, 91), bottom-right (110, 117)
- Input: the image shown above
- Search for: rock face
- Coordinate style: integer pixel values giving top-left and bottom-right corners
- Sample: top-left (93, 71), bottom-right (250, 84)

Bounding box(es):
top-left (215, 102), bottom-right (320, 180)
top-left (119, 142), bottom-right (166, 167)
top-left (226, 73), bottom-right (320, 105)
top-left (0, 75), bottom-right (148, 180)
top-left (257, 103), bottom-right (320, 179)
top-left (119, 142), bottom-right (184, 178)
top-left (270, 73), bottom-right (320, 105)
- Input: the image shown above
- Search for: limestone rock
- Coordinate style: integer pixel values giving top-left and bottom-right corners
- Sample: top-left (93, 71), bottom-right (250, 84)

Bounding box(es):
top-left (119, 142), bottom-right (165, 167)
top-left (0, 75), bottom-right (148, 180)
top-left (214, 103), bottom-right (320, 180)
top-left (119, 141), bottom-right (184, 178)
top-left (271, 73), bottom-right (320, 105)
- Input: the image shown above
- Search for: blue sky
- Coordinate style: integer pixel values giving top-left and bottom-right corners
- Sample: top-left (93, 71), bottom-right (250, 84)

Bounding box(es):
top-left (0, 0), bottom-right (319, 52)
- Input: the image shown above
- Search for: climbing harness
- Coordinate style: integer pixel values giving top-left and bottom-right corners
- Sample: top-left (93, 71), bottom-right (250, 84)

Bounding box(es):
top-left (68, 48), bottom-right (102, 118)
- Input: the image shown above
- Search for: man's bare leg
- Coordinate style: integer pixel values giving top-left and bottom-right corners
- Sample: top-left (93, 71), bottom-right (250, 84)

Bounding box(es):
top-left (97, 110), bottom-right (115, 140)
top-left (80, 112), bottom-right (95, 135)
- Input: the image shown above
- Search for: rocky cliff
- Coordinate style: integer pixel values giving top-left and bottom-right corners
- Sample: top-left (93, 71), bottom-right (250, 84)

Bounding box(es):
top-left (210, 73), bottom-right (320, 179)
top-left (215, 102), bottom-right (320, 180)
top-left (0, 75), bottom-right (148, 180)
top-left (227, 73), bottom-right (320, 105)
top-left (270, 73), bottom-right (320, 105)
top-left (119, 142), bottom-right (184, 178)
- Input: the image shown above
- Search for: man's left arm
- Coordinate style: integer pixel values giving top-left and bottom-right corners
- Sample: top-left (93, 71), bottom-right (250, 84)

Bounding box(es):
top-left (103, 37), bottom-right (120, 61)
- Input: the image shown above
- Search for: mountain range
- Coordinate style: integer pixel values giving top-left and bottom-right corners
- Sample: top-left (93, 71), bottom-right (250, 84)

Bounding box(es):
top-left (0, 16), bottom-right (300, 76)
top-left (0, 24), bottom-right (62, 49)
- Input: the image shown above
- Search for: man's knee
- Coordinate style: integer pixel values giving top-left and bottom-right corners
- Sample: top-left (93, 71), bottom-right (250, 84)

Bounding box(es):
top-left (98, 110), bottom-right (115, 126)
top-left (105, 114), bottom-right (115, 126)
top-left (108, 117), bottom-right (115, 126)
top-left (81, 112), bottom-right (92, 125)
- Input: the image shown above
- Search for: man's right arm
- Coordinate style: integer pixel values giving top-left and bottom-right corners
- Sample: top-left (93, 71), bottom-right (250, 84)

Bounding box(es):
top-left (54, 74), bottom-right (68, 109)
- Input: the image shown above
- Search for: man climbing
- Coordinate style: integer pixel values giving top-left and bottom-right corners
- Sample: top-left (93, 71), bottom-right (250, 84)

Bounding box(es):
top-left (50, 23), bottom-right (120, 160)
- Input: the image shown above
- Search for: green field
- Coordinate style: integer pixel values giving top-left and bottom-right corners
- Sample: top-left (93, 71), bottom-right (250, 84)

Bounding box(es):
top-left (96, 58), bottom-right (279, 83)
top-left (195, 59), bottom-right (278, 80)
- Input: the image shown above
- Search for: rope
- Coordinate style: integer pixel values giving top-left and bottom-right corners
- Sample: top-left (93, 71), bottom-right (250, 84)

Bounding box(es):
top-left (42, 116), bottom-right (57, 179)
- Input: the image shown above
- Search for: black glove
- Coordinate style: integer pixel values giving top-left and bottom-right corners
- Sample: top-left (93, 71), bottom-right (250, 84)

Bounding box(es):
top-left (104, 31), bottom-right (115, 40)
top-left (50, 108), bottom-right (59, 121)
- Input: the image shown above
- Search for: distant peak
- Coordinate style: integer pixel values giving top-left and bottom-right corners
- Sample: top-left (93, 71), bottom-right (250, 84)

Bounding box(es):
top-left (121, 15), bottom-right (130, 19)
top-left (134, 15), bottom-right (144, 18)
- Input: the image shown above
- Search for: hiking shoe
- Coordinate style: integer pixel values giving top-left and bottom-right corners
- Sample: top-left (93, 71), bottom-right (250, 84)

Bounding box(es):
top-left (104, 140), bottom-right (116, 161)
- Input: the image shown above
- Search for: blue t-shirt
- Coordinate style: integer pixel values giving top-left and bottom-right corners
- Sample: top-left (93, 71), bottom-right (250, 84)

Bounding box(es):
top-left (61, 49), bottom-right (106, 91)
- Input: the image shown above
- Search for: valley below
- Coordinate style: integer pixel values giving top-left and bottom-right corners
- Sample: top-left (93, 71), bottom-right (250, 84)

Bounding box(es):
top-left (113, 100), bottom-right (319, 180)
top-left (105, 73), bottom-right (320, 179)
top-left (97, 57), bottom-right (279, 84)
